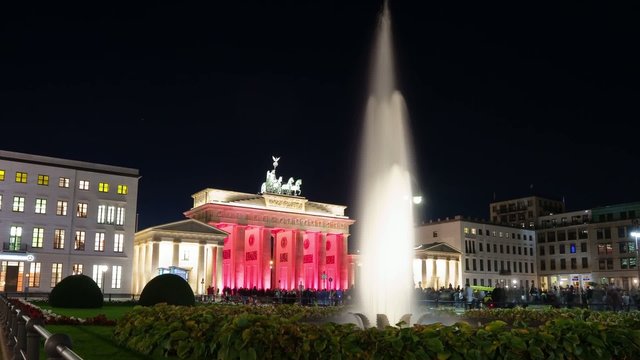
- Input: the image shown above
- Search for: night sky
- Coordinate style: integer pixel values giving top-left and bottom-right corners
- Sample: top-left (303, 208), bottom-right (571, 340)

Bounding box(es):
top-left (2, 2), bottom-right (639, 246)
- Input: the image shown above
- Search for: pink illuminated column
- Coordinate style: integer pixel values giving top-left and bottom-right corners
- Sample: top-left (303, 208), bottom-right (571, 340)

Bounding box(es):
top-left (324, 233), bottom-right (344, 290)
top-left (216, 223), bottom-right (246, 290)
top-left (303, 231), bottom-right (321, 290)
top-left (243, 226), bottom-right (262, 290)
top-left (274, 229), bottom-right (296, 290)
top-left (216, 224), bottom-right (233, 289)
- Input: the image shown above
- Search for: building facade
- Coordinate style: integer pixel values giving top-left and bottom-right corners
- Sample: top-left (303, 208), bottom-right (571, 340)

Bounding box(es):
top-left (536, 210), bottom-right (593, 290)
top-left (490, 195), bottom-right (565, 229)
top-left (0, 150), bottom-right (139, 294)
top-left (536, 203), bottom-right (640, 291)
top-left (415, 216), bottom-right (537, 290)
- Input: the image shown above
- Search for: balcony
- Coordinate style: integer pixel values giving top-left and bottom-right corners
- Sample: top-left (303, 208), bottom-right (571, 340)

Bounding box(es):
top-left (499, 270), bottom-right (512, 275)
top-left (2, 243), bottom-right (28, 252)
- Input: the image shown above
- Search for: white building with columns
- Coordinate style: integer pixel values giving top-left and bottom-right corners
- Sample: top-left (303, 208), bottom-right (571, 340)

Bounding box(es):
top-left (415, 216), bottom-right (537, 290)
top-left (413, 242), bottom-right (462, 290)
top-left (132, 219), bottom-right (228, 295)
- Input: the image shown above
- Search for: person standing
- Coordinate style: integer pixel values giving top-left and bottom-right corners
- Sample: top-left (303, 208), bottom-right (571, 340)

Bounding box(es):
top-left (465, 284), bottom-right (474, 310)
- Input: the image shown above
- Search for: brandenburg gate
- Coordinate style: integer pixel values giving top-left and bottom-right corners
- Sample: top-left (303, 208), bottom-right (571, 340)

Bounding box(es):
top-left (184, 157), bottom-right (356, 291)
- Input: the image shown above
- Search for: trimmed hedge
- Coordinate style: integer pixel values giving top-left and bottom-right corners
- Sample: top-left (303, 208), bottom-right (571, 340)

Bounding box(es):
top-left (138, 274), bottom-right (195, 307)
top-left (48, 274), bottom-right (103, 308)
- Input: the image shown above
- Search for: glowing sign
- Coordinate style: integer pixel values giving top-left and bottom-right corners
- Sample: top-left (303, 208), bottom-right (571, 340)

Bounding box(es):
top-left (0, 254), bottom-right (34, 262)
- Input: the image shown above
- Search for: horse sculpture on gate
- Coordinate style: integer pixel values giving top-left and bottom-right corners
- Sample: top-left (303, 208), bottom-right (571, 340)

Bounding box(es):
top-left (281, 178), bottom-right (303, 196)
top-left (259, 156), bottom-right (303, 197)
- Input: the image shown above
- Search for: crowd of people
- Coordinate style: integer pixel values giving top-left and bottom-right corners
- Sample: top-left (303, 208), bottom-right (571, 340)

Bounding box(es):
top-left (413, 282), bottom-right (640, 311)
top-left (200, 282), bottom-right (640, 311)
top-left (203, 285), bottom-right (355, 306)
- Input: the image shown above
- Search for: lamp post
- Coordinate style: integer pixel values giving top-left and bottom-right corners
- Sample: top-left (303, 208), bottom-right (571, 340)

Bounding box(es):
top-left (24, 273), bottom-right (29, 300)
top-left (631, 231), bottom-right (640, 288)
top-left (101, 265), bottom-right (108, 292)
top-left (269, 260), bottom-right (274, 289)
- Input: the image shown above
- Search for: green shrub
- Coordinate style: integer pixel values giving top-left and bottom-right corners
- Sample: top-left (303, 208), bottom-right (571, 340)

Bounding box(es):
top-left (48, 274), bottom-right (104, 308)
top-left (138, 274), bottom-right (195, 306)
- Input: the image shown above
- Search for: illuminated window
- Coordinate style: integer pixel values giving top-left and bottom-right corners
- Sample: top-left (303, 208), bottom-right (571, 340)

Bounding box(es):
top-left (9, 226), bottom-right (23, 250)
top-left (35, 198), bottom-right (47, 214)
top-left (78, 180), bottom-right (89, 190)
top-left (111, 266), bottom-right (122, 289)
top-left (51, 263), bottom-right (63, 287)
top-left (15, 172), bottom-right (27, 183)
top-left (0, 170), bottom-right (4, 181)
top-left (58, 177), bottom-right (70, 188)
top-left (97, 205), bottom-right (106, 224)
top-left (117, 185), bottom-right (128, 195)
top-left (94, 232), bottom-right (105, 252)
top-left (56, 201), bottom-right (68, 216)
top-left (28, 262), bottom-right (41, 287)
top-left (74, 231), bottom-right (86, 251)
top-left (464, 227), bottom-right (469, 234)
top-left (72, 264), bottom-right (83, 275)
top-left (76, 203), bottom-right (88, 217)
top-left (107, 206), bottom-right (115, 224)
top-left (570, 243), bottom-right (576, 254)
top-left (98, 182), bottom-right (109, 193)
top-left (32, 227), bottom-right (44, 248)
top-left (54, 229), bottom-right (65, 249)
top-left (597, 243), bottom-right (613, 255)
top-left (12, 196), bottom-right (25, 212)
top-left (471, 228), bottom-right (476, 235)
top-left (92, 265), bottom-right (108, 289)
top-left (37, 174), bottom-right (49, 186)
top-left (114, 233), bottom-right (124, 252)
top-left (116, 207), bottom-right (125, 226)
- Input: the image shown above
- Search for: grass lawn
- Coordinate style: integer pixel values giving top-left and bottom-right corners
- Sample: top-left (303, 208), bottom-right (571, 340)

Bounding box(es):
top-left (29, 303), bottom-right (162, 359)
top-left (44, 325), bottom-right (164, 360)
top-left (32, 302), bottom-right (135, 320)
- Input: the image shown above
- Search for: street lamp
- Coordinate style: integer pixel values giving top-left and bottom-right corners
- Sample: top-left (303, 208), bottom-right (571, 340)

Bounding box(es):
top-left (100, 265), bottom-right (108, 291)
top-left (24, 273), bottom-right (30, 300)
top-left (631, 231), bottom-right (640, 288)
top-left (269, 260), bottom-right (274, 289)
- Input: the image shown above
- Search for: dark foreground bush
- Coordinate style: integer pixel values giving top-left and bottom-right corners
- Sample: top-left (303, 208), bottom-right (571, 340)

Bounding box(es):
top-left (49, 274), bottom-right (103, 308)
top-left (138, 274), bottom-right (195, 306)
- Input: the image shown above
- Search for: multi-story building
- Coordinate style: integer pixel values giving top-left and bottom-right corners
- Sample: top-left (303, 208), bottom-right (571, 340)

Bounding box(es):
top-left (589, 202), bottom-right (640, 290)
top-left (536, 202), bottom-right (640, 291)
top-left (536, 210), bottom-right (592, 290)
top-left (0, 150), bottom-right (139, 294)
top-left (415, 216), bottom-right (537, 290)
top-left (490, 195), bottom-right (565, 229)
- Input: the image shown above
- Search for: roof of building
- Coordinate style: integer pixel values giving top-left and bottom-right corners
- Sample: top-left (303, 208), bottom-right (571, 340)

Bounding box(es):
top-left (137, 218), bottom-right (228, 237)
top-left (190, 188), bottom-right (351, 219)
top-left (0, 149), bottom-right (139, 177)
top-left (414, 242), bottom-right (461, 254)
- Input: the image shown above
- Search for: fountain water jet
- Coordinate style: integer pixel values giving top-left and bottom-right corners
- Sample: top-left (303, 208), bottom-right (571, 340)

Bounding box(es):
top-left (356, 2), bottom-right (418, 326)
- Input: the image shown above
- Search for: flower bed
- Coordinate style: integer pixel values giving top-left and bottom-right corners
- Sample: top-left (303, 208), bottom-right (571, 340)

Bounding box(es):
top-left (7, 298), bottom-right (116, 325)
